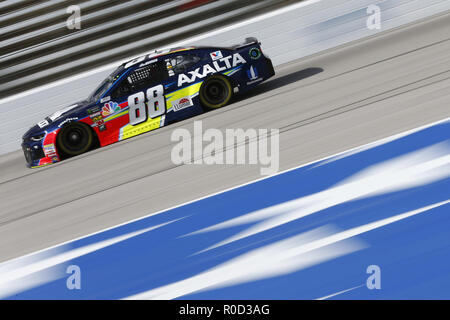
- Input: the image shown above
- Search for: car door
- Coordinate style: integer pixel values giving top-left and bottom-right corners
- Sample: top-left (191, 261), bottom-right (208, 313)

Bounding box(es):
top-left (108, 60), bottom-right (170, 140)
top-left (163, 53), bottom-right (204, 117)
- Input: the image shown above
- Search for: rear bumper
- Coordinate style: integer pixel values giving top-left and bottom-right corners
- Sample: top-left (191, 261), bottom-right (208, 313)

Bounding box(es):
top-left (265, 56), bottom-right (275, 78)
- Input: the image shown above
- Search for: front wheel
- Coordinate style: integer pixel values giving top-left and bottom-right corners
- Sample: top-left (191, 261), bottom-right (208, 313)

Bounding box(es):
top-left (57, 122), bottom-right (94, 157)
top-left (199, 75), bottom-right (233, 110)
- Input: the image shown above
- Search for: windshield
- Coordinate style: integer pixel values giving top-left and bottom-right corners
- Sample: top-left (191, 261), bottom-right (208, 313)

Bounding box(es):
top-left (88, 66), bottom-right (124, 102)
top-left (88, 76), bottom-right (114, 102)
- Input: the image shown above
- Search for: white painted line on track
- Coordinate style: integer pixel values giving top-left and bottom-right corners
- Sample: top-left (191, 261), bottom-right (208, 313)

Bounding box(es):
top-left (316, 284), bottom-right (365, 300)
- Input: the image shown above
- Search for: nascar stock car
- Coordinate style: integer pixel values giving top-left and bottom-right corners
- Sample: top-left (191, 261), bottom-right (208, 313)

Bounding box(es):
top-left (22, 38), bottom-right (275, 168)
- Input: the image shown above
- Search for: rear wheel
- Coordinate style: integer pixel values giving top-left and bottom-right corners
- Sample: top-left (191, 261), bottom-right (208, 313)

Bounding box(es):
top-left (199, 75), bottom-right (233, 110)
top-left (57, 122), bottom-right (94, 157)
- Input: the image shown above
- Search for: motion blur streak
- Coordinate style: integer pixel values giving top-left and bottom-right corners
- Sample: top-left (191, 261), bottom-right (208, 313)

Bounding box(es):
top-left (189, 143), bottom-right (450, 253)
top-left (126, 225), bottom-right (364, 300)
top-left (127, 200), bottom-right (448, 300)
top-left (0, 221), bottom-right (176, 298)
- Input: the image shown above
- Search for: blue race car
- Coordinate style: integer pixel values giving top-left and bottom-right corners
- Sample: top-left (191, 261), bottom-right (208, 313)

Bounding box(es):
top-left (22, 37), bottom-right (275, 168)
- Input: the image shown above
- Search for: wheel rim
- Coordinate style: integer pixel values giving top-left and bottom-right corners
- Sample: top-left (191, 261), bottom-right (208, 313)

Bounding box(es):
top-left (204, 79), bottom-right (229, 105)
top-left (68, 129), bottom-right (83, 147)
top-left (61, 125), bottom-right (90, 154)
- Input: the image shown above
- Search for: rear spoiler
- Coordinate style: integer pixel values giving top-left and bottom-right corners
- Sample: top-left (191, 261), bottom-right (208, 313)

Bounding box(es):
top-left (231, 37), bottom-right (261, 50)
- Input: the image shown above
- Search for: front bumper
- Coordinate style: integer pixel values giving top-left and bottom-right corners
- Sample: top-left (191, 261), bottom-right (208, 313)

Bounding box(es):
top-left (22, 139), bottom-right (60, 168)
top-left (21, 142), bottom-right (44, 167)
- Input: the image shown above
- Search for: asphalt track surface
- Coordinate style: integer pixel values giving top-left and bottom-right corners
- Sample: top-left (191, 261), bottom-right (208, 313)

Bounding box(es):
top-left (0, 11), bottom-right (449, 263)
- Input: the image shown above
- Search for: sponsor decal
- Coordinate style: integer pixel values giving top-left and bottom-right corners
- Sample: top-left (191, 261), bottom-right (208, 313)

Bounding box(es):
top-left (178, 53), bottom-right (246, 87)
top-left (139, 59), bottom-right (157, 68)
top-left (247, 65), bottom-right (259, 80)
top-left (210, 50), bottom-right (223, 61)
top-left (165, 59), bottom-right (175, 76)
top-left (43, 144), bottom-right (55, 152)
top-left (89, 103), bottom-right (111, 130)
top-left (43, 144), bottom-right (57, 157)
top-left (99, 124), bottom-right (107, 132)
top-left (37, 119), bottom-right (49, 128)
top-left (249, 47), bottom-right (262, 60)
top-left (101, 102), bottom-right (120, 117)
top-left (172, 96), bottom-right (193, 112)
top-left (87, 106), bottom-right (101, 115)
top-left (91, 114), bottom-right (102, 122)
top-left (100, 96), bottom-right (111, 103)
top-left (246, 65), bottom-right (263, 85)
top-left (88, 106), bottom-right (104, 127)
top-left (91, 118), bottom-right (105, 128)
top-left (58, 117), bottom-right (79, 128)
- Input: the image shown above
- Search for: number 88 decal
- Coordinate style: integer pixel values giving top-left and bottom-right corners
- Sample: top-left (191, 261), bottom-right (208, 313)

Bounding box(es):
top-left (128, 85), bottom-right (165, 125)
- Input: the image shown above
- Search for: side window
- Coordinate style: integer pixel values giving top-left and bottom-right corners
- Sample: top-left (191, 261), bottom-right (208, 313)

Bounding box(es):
top-left (169, 55), bottom-right (201, 74)
top-left (111, 79), bottom-right (131, 99)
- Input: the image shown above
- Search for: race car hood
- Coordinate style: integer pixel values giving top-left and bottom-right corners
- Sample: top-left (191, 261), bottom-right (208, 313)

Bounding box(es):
top-left (23, 100), bottom-right (92, 139)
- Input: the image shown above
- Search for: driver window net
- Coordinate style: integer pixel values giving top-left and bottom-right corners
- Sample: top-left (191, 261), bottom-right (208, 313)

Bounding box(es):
top-left (128, 65), bottom-right (153, 84)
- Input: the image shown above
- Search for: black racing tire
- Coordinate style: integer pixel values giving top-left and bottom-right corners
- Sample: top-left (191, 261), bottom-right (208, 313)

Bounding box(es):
top-left (57, 122), bottom-right (94, 157)
top-left (199, 74), bottom-right (233, 110)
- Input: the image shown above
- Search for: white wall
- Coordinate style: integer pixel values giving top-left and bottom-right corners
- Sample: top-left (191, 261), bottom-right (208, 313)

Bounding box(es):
top-left (1, 0), bottom-right (449, 154)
